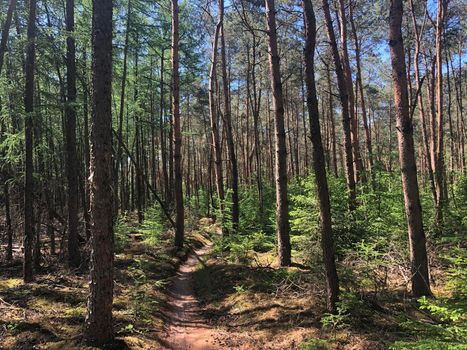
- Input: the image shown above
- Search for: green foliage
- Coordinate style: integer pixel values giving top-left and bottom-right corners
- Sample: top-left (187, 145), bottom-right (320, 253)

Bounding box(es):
top-left (212, 230), bottom-right (275, 263)
top-left (139, 205), bottom-right (165, 246)
top-left (187, 188), bottom-right (211, 218)
top-left (238, 183), bottom-right (275, 234)
top-left (299, 339), bottom-right (330, 350)
top-left (118, 323), bottom-right (143, 335)
top-left (115, 216), bottom-right (132, 252)
top-left (320, 293), bottom-right (364, 332)
top-left (289, 172), bottom-right (408, 265)
top-left (342, 240), bottom-right (390, 294)
top-left (391, 244), bottom-right (467, 350)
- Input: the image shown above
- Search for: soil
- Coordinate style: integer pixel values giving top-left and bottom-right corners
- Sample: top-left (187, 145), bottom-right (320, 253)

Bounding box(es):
top-left (163, 245), bottom-right (225, 350)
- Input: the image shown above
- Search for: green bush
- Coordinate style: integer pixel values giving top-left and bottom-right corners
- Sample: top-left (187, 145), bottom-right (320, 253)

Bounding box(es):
top-left (115, 215), bottom-right (132, 252)
top-left (139, 205), bottom-right (165, 245)
top-left (391, 242), bottom-right (467, 349)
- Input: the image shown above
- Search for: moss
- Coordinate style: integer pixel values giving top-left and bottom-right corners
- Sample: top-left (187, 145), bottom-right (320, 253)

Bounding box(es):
top-left (0, 278), bottom-right (22, 291)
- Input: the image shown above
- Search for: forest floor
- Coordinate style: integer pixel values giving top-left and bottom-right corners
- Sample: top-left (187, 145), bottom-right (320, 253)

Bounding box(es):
top-left (0, 217), bottom-right (441, 349)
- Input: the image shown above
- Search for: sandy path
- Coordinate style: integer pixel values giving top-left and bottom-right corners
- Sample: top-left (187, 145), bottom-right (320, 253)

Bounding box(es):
top-left (164, 245), bottom-right (223, 350)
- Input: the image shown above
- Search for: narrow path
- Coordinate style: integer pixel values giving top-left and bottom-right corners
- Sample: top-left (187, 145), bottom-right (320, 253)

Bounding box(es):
top-left (164, 244), bottom-right (223, 350)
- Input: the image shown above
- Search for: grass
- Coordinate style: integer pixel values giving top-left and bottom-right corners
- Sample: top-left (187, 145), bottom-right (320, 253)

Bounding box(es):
top-left (0, 216), bottom-right (210, 350)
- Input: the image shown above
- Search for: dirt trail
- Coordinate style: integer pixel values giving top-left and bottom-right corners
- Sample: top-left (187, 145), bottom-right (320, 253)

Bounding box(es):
top-left (164, 244), bottom-right (224, 350)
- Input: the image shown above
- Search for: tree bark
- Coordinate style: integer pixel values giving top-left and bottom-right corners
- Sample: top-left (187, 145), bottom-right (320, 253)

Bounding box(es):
top-left (219, 0), bottom-right (239, 232)
top-left (209, 19), bottom-right (225, 225)
top-left (5, 182), bottom-right (13, 260)
top-left (389, 0), bottom-right (431, 297)
top-left (265, 0), bottom-right (291, 266)
top-left (349, 0), bottom-right (373, 175)
top-left (65, 0), bottom-right (81, 268)
top-left (84, 0), bottom-right (114, 344)
top-left (23, 0), bottom-right (37, 283)
top-left (0, 0), bottom-right (17, 75)
top-left (434, 0), bottom-right (448, 227)
top-left (159, 49), bottom-right (170, 205)
top-left (408, 0), bottom-right (437, 205)
top-left (171, 0), bottom-right (184, 249)
top-left (321, 0), bottom-right (356, 210)
top-left (302, 0), bottom-right (339, 312)
top-left (338, 0), bottom-right (363, 183)
top-left (114, 0), bottom-right (132, 216)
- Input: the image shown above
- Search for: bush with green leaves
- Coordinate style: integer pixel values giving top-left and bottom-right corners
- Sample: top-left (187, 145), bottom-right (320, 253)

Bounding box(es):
top-left (211, 230), bottom-right (275, 264)
top-left (320, 292), bottom-right (366, 333)
top-left (115, 216), bottom-right (132, 252)
top-left (139, 205), bottom-right (165, 245)
top-left (391, 239), bottom-right (467, 350)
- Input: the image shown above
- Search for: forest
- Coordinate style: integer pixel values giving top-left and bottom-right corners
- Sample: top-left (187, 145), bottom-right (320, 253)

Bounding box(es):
top-left (0, 0), bottom-right (465, 349)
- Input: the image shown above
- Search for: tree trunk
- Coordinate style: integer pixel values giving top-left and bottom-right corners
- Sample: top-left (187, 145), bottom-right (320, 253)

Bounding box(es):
top-left (82, 50), bottom-right (91, 240)
top-left (265, 0), bottom-right (291, 267)
top-left (219, 0), bottom-right (239, 232)
top-left (389, 0), bottom-right (431, 297)
top-left (0, 0), bottom-right (17, 75)
top-left (65, 0), bottom-right (81, 268)
top-left (434, 0), bottom-right (448, 227)
top-left (302, 0), bottom-right (339, 312)
top-left (349, 0), bottom-right (373, 175)
top-left (338, 0), bottom-right (363, 183)
top-left (209, 19), bottom-right (225, 224)
top-left (321, 0), bottom-right (356, 210)
top-left (84, 0), bottom-right (114, 344)
top-left (172, 0), bottom-right (184, 249)
top-left (5, 182), bottom-right (13, 260)
top-left (408, 0), bottom-right (437, 205)
top-left (159, 50), bottom-right (170, 205)
top-left (23, 0), bottom-right (37, 283)
top-left (114, 0), bottom-right (132, 217)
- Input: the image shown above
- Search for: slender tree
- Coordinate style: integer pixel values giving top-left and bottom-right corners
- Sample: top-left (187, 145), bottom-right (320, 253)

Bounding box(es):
top-left (302, 0), bottom-right (339, 311)
top-left (172, 0), bottom-right (184, 249)
top-left (264, 0), bottom-right (291, 266)
top-left (434, 0), bottom-right (448, 226)
top-left (321, 0), bottom-right (356, 210)
top-left (337, 0), bottom-right (363, 183)
top-left (23, 0), bottom-right (37, 283)
top-left (0, 0), bottom-right (17, 75)
top-left (84, 0), bottom-right (114, 344)
top-left (208, 19), bottom-right (225, 225)
top-left (219, 0), bottom-right (240, 231)
top-left (389, 0), bottom-right (431, 297)
top-left (114, 0), bottom-right (132, 216)
top-left (65, 0), bottom-right (81, 268)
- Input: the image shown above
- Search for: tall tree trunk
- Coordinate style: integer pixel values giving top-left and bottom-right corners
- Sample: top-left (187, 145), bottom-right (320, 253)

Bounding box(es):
top-left (0, 0), bottom-right (17, 75)
top-left (5, 182), bottom-right (13, 260)
top-left (219, 0), bottom-right (239, 231)
top-left (265, 0), bottom-right (291, 267)
top-left (326, 64), bottom-right (338, 177)
top-left (23, 0), bottom-right (37, 283)
top-left (337, 0), bottom-right (363, 183)
top-left (302, 0), bottom-right (339, 312)
top-left (114, 0), bottom-right (132, 217)
top-left (321, 0), bottom-right (356, 210)
top-left (84, 0), bottom-right (114, 344)
top-left (408, 0), bottom-right (437, 205)
top-left (349, 0), bottom-right (373, 175)
top-left (434, 0), bottom-right (448, 227)
top-left (172, 0), bottom-right (184, 249)
top-left (65, 0), bottom-right (81, 268)
top-left (82, 50), bottom-right (91, 239)
top-left (389, 0), bottom-right (431, 297)
top-left (209, 20), bottom-right (225, 224)
top-left (159, 50), bottom-right (170, 205)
